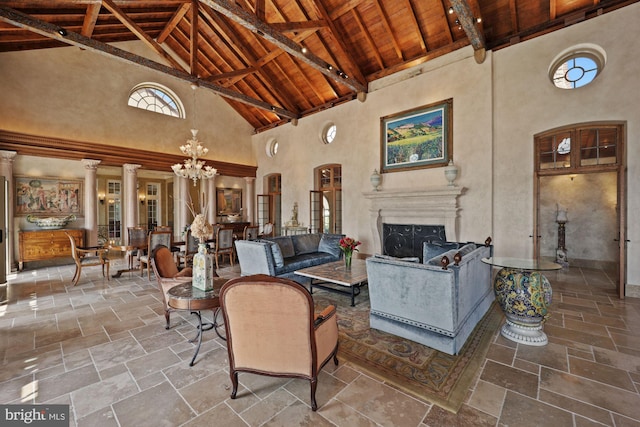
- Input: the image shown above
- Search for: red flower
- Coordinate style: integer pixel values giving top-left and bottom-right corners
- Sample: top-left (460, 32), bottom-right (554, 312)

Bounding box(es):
top-left (339, 237), bottom-right (361, 253)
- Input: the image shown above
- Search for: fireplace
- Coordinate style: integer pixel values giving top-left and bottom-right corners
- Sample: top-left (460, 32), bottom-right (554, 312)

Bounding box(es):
top-left (382, 224), bottom-right (446, 260)
top-left (363, 186), bottom-right (463, 255)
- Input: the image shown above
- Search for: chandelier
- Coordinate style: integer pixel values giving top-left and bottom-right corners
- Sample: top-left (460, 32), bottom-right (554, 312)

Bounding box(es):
top-left (171, 129), bottom-right (217, 186)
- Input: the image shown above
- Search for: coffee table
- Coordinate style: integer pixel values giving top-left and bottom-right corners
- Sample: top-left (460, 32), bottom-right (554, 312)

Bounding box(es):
top-left (167, 278), bottom-right (228, 366)
top-left (295, 259), bottom-right (368, 306)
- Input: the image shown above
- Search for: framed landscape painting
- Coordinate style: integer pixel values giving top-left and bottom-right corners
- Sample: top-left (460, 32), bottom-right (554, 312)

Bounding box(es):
top-left (15, 176), bottom-right (83, 216)
top-left (380, 98), bottom-right (453, 173)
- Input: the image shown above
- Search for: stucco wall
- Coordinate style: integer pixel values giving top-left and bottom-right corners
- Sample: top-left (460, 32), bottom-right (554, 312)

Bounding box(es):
top-left (251, 48), bottom-right (493, 256)
top-left (252, 3), bottom-right (640, 288)
top-left (0, 41), bottom-right (255, 165)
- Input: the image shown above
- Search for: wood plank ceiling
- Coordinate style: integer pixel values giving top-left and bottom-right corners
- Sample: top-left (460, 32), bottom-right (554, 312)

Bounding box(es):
top-left (0, 0), bottom-right (637, 133)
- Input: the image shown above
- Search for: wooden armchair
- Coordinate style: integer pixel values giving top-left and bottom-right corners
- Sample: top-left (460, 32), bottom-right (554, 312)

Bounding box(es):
top-left (177, 230), bottom-right (199, 268)
top-left (66, 232), bottom-right (109, 286)
top-left (139, 230), bottom-right (172, 279)
top-left (243, 224), bottom-right (260, 240)
top-left (213, 226), bottom-right (235, 269)
top-left (220, 274), bottom-right (339, 411)
top-left (150, 245), bottom-right (194, 329)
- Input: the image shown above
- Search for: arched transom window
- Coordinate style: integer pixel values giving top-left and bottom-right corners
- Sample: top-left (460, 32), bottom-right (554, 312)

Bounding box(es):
top-left (128, 83), bottom-right (185, 118)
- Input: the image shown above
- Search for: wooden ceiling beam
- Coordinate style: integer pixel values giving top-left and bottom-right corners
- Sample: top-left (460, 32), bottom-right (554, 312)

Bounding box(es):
top-left (255, 0), bottom-right (266, 21)
top-left (157, 2), bottom-right (191, 43)
top-left (200, 4), bottom-right (299, 113)
top-left (101, 0), bottom-right (187, 71)
top-left (190, 0), bottom-right (198, 75)
top-left (352, 8), bottom-right (385, 70)
top-left (269, 20), bottom-right (327, 32)
top-left (199, 0), bottom-right (367, 94)
top-left (405, 0), bottom-right (427, 53)
top-left (450, 0), bottom-right (486, 62)
top-left (80, 2), bottom-right (101, 38)
top-left (208, 66), bottom-right (257, 82)
top-left (311, 0), bottom-right (367, 88)
top-left (0, 5), bottom-right (298, 120)
top-left (372, 0), bottom-right (404, 61)
top-left (328, 0), bottom-right (367, 21)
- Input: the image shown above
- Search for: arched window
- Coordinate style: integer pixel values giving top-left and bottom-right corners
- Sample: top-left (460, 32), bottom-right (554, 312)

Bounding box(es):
top-left (549, 45), bottom-right (606, 90)
top-left (128, 83), bottom-right (185, 118)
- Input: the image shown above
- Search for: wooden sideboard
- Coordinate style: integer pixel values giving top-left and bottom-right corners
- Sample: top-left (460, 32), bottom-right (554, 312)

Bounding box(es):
top-left (18, 228), bottom-right (84, 271)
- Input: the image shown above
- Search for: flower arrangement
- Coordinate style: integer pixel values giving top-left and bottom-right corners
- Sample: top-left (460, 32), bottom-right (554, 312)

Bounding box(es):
top-left (190, 213), bottom-right (213, 244)
top-left (185, 194), bottom-right (212, 244)
top-left (339, 237), bottom-right (361, 256)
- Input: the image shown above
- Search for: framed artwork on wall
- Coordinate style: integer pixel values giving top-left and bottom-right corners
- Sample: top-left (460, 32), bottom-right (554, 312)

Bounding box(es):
top-left (15, 176), bottom-right (83, 216)
top-left (380, 98), bottom-right (453, 173)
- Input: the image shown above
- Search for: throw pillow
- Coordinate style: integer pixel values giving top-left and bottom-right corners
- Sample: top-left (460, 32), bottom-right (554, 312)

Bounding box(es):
top-left (269, 242), bottom-right (284, 268)
top-left (422, 241), bottom-right (461, 262)
top-left (268, 236), bottom-right (295, 258)
top-left (374, 254), bottom-right (420, 263)
top-left (293, 234), bottom-right (321, 255)
top-left (318, 234), bottom-right (343, 258)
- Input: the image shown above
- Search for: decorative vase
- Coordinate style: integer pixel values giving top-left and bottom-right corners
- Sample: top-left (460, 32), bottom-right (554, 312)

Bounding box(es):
top-left (192, 243), bottom-right (214, 291)
top-left (344, 251), bottom-right (352, 270)
top-left (370, 169), bottom-right (382, 191)
top-left (444, 160), bottom-right (459, 186)
top-left (493, 268), bottom-right (553, 345)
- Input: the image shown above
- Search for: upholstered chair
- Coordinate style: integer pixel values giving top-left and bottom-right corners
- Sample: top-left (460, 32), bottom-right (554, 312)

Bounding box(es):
top-left (243, 224), bottom-right (260, 241)
top-left (151, 245), bottom-right (196, 329)
top-left (139, 230), bottom-right (172, 279)
top-left (220, 274), bottom-right (339, 411)
top-left (177, 230), bottom-right (199, 268)
top-left (214, 227), bottom-right (235, 269)
top-left (66, 232), bottom-right (110, 286)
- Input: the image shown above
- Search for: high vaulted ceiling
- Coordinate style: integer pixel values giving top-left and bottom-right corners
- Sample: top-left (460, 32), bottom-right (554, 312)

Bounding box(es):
top-left (0, 0), bottom-right (637, 133)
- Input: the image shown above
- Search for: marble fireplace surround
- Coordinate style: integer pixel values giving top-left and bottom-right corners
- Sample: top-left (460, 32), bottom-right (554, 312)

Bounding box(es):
top-left (363, 186), bottom-right (464, 254)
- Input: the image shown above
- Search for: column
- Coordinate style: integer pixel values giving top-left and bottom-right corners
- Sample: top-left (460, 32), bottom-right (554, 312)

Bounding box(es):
top-left (82, 159), bottom-right (101, 247)
top-left (206, 175), bottom-right (217, 225)
top-left (0, 150), bottom-right (17, 272)
top-left (174, 175), bottom-right (189, 238)
top-left (244, 177), bottom-right (255, 224)
top-left (122, 164), bottom-right (141, 238)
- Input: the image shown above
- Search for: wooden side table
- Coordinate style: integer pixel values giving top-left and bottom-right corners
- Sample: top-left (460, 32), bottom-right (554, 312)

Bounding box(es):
top-left (167, 278), bottom-right (228, 366)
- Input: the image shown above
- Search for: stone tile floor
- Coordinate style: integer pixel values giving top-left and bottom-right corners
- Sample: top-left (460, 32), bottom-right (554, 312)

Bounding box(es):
top-left (1, 259), bottom-right (640, 426)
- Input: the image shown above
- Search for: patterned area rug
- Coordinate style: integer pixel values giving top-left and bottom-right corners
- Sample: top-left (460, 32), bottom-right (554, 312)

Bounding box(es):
top-left (312, 287), bottom-right (503, 413)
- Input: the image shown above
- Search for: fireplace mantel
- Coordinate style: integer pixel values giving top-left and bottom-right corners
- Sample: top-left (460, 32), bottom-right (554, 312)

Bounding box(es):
top-left (363, 186), bottom-right (464, 253)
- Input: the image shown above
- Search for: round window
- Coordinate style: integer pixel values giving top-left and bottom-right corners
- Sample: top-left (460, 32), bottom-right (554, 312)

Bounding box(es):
top-left (549, 45), bottom-right (605, 89)
top-left (265, 138), bottom-right (278, 157)
top-left (320, 122), bottom-right (337, 144)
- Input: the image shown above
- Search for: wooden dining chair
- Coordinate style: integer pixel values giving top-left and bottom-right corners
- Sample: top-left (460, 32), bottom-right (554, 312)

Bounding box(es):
top-left (139, 230), bottom-right (172, 279)
top-left (177, 229), bottom-right (199, 268)
top-left (243, 224), bottom-right (260, 240)
top-left (150, 245), bottom-right (193, 329)
top-left (66, 232), bottom-right (110, 286)
top-left (214, 226), bottom-right (235, 269)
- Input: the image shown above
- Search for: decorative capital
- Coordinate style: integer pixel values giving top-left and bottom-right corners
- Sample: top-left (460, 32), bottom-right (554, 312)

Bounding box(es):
top-left (81, 159), bottom-right (101, 169)
top-left (0, 150), bottom-right (17, 162)
top-left (123, 163), bottom-right (142, 174)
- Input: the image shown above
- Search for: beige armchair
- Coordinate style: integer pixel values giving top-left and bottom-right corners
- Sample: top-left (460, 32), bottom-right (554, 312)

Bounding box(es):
top-left (220, 274), bottom-right (339, 411)
top-left (151, 245), bottom-right (193, 329)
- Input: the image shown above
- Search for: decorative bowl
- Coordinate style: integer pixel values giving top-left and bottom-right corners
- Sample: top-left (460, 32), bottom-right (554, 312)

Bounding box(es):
top-left (27, 214), bottom-right (76, 229)
top-left (227, 214), bottom-right (241, 223)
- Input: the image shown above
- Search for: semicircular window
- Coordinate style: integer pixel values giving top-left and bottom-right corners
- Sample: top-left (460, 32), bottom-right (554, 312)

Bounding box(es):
top-left (128, 83), bottom-right (185, 118)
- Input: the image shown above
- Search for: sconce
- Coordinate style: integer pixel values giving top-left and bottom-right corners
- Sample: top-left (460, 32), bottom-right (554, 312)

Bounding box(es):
top-left (108, 199), bottom-right (115, 205)
top-left (139, 194), bottom-right (146, 205)
top-left (98, 193), bottom-right (105, 205)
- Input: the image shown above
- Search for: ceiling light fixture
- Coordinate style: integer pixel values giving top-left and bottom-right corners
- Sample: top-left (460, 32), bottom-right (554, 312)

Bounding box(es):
top-left (172, 84), bottom-right (216, 186)
top-left (57, 28), bottom-right (67, 36)
top-left (301, 46), bottom-right (308, 54)
top-left (448, 6), bottom-right (454, 14)
top-left (476, 17), bottom-right (482, 23)
top-left (171, 129), bottom-right (217, 186)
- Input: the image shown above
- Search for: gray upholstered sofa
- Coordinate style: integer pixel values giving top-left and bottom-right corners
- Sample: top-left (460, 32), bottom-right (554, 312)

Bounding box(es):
top-left (235, 233), bottom-right (344, 281)
top-left (365, 239), bottom-right (493, 355)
